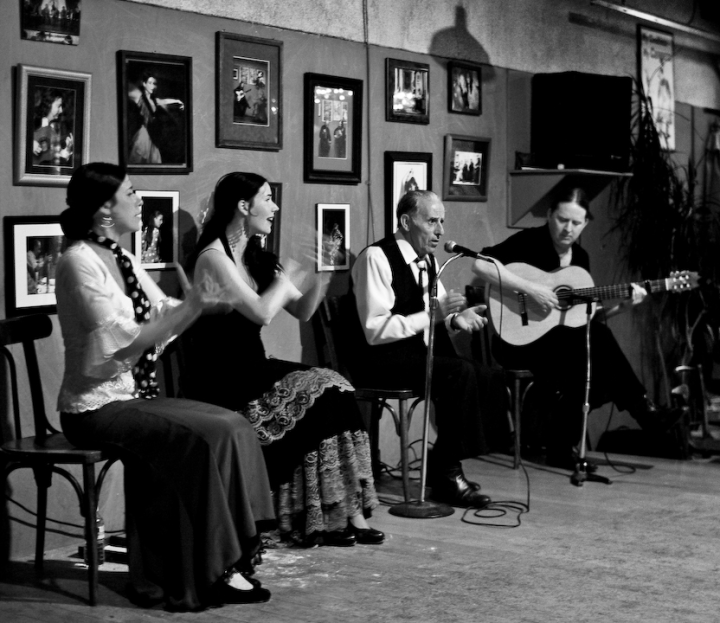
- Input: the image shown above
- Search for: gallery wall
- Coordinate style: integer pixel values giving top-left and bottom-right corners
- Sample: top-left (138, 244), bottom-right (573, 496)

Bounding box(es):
top-left (2, 0), bottom-right (718, 560)
top-left (0, 0), bottom-right (516, 560)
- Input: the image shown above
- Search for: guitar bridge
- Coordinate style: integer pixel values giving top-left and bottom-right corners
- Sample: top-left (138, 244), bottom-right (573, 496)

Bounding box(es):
top-left (518, 293), bottom-right (529, 326)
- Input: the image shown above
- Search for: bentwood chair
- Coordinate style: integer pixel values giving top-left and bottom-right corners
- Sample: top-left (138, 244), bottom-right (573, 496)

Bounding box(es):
top-left (466, 285), bottom-right (534, 469)
top-left (314, 297), bottom-right (423, 502)
top-left (0, 314), bottom-right (117, 605)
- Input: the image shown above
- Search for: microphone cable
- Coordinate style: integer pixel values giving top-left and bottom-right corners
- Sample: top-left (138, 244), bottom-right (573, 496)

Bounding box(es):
top-left (460, 456), bottom-right (531, 528)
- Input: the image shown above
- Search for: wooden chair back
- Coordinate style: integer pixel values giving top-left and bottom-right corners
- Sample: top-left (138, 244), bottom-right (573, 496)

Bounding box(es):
top-left (0, 313), bottom-right (54, 441)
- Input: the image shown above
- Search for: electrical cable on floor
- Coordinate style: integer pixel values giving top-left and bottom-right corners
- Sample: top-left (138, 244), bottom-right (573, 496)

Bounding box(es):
top-left (375, 439), bottom-right (532, 528)
top-left (459, 455), bottom-right (530, 528)
top-left (595, 302), bottom-right (638, 476)
top-left (597, 403), bottom-right (638, 475)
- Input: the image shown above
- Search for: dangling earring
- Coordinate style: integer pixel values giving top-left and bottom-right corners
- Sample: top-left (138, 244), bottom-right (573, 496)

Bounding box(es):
top-left (101, 216), bottom-right (114, 229)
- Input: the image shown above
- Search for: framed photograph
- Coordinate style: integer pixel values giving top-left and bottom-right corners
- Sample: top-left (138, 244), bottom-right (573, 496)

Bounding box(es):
top-left (117, 50), bottom-right (193, 174)
top-left (443, 135), bottom-right (490, 202)
top-left (448, 61), bottom-right (481, 115)
top-left (261, 182), bottom-right (282, 257)
top-left (384, 151), bottom-right (432, 235)
top-left (216, 32), bottom-right (282, 151)
top-left (131, 191), bottom-right (179, 269)
top-left (304, 73), bottom-right (363, 185)
top-left (386, 58), bottom-right (429, 124)
top-left (14, 64), bottom-right (91, 187)
top-left (4, 216), bottom-right (64, 317)
top-left (638, 26), bottom-right (675, 151)
top-left (316, 203), bottom-right (350, 272)
top-left (21, 0), bottom-right (81, 45)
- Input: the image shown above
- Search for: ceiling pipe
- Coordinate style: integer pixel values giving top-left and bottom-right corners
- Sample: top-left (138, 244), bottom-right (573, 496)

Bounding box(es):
top-left (590, 0), bottom-right (720, 45)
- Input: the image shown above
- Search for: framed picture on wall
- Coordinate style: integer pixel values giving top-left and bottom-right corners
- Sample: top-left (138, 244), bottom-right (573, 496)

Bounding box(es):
top-left (447, 61), bottom-right (481, 116)
top-left (262, 182), bottom-right (282, 256)
top-left (117, 50), bottom-right (193, 174)
top-left (316, 203), bottom-right (350, 272)
top-left (21, 0), bottom-right (82, 45)
top-left (638, 25), bottom-right (675, 151)
top-left (304, 73), bottom-right (363, 184)
top-left (384, 151), bottom-right (432, 235)
top-left (4, 216), bottom-right (64, 317)
top-left (14, 65), bottom-right (91, 187)
top-left (131, 191), bottom-right (179, 269)
top-left (216, 32), bottom-right (283, 151)
top-left (443, 135), bottom-right (490, 202)
top-left (386, 58), bottom-right (429, 124)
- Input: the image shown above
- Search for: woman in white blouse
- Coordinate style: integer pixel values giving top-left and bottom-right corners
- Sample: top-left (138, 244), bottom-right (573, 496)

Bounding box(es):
top-left (56, 162), bottom-right (275, 611)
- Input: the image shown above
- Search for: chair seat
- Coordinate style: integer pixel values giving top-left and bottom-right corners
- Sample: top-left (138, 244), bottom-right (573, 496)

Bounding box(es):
top-left (1, 434), bottom-right (108, 464)
top-left (505, 369), bottom-right (534, 380)
top-left (354, 387), bottom-right (417, 401)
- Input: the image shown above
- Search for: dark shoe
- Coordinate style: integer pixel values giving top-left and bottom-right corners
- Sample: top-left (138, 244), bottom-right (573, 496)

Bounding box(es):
top-left (347, 523), bottom-right (385, 544)
top-left (430, 466), bottom-right (491, 509)
top-left (632, 397), bottom-right (684, 433)
top-left (546, 452), bottom-right (598, 473)
top-left (322, 528), bottom-right (356, 547)
top-left (211, 573), bottom-right (271, 605)
top-left (427, 458), bottom-right (481, 491)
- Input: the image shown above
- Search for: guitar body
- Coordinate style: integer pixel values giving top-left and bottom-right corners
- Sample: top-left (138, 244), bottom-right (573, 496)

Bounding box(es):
top-left (486, 263), bottom-right (596, 346)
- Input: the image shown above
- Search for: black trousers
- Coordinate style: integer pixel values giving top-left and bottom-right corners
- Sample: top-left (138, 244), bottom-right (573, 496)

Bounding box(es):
top-left (493, 321), bottom-right (646, 455)
top-left (352, 353), bottom-right (507, 469)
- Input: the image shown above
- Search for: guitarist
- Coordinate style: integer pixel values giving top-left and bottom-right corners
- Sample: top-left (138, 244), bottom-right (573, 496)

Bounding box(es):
top-left (473, 187), bottom-right (676, 470)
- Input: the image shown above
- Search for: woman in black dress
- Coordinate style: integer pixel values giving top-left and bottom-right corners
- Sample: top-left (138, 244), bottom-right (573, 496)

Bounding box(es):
top-left (183, 172), bottom-right (383, 547)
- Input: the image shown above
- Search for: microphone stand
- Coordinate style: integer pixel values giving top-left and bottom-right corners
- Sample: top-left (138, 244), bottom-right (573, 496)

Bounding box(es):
top-left (389, 254), bottom-right (462, 518)
top-left (571, 298), bottom-right (612, 487)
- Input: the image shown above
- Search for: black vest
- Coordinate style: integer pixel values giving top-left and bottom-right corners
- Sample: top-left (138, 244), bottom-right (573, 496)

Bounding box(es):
top-left (343, 236), bottom-right (454, 381)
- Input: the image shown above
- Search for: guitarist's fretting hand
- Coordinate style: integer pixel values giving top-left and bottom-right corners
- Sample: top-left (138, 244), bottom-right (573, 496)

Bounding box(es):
top-left (603, 283), bottom-right (647, 319)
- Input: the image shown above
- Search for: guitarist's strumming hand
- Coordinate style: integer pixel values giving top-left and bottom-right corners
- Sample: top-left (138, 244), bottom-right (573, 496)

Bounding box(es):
top-left (525, 283), bottom-right (559, 313)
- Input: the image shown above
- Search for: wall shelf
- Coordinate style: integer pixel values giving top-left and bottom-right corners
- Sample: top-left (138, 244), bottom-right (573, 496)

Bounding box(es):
top-left (507, 168), bottom-right (632, 228)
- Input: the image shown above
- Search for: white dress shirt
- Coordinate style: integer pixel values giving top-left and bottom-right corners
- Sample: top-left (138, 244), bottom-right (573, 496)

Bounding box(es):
top-left (351, 232), bottom-right (452, 346)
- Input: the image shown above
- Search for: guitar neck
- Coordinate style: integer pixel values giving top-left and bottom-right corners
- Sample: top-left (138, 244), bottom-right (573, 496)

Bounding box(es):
top-left (567, 278), bottom-right (674, 303)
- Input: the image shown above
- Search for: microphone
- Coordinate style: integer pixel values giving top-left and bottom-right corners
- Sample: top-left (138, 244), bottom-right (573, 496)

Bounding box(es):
top-left (444, 241), bottom-right (495, 263)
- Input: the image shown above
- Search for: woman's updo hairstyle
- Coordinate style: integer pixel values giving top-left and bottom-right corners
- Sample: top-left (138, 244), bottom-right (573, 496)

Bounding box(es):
top-left (61, 162), bottom-right (126, 240)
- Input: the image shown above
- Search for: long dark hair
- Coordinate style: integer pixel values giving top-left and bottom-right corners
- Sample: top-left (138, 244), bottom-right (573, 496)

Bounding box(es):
top-left (189, 172), bottom-right (280, 291)
top-left (551, 186), bottom-right (593, 220)
top-left (61, 162), bottom-right (126, 240)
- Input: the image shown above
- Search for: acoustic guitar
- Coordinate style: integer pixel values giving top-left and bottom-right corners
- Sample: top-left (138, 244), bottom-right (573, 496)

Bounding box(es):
top-left (486, 263), bottom-right (699, 346)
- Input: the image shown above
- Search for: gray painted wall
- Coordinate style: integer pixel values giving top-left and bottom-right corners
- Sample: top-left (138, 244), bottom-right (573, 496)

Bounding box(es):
top-left (1, 0), bottom-right (717, 561)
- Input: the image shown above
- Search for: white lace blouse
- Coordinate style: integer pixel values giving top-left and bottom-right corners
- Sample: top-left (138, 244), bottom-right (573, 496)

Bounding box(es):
top-left (56, 241), bottom-right (179, 413)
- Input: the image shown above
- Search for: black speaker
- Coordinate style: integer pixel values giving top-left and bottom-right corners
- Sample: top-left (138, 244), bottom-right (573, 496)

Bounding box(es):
top-left (531, 71), bottom-right (632, 172)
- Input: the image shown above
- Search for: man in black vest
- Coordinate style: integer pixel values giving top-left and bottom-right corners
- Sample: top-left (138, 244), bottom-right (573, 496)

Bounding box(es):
top-left (349, 190), bottom-right (495, 508)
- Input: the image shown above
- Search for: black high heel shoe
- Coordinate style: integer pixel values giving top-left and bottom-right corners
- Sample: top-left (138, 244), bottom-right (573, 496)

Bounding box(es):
top-left (210, 570), bottom-right (271, 605)
top-left (347, 522), bottom-right (385, 544)
top-left (322, 528), bottom-right (357, 547)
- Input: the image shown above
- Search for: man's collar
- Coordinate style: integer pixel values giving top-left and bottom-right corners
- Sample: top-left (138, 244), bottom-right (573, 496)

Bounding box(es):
top-left (394, 230), bottom-right (424, 265)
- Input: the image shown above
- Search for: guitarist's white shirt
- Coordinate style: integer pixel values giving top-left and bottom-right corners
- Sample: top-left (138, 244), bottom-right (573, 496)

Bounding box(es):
top-left (352, 232), bottom-right (452, 346)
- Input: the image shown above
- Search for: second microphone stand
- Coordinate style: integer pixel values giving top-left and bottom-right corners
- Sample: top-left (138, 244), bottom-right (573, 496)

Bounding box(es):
top-left (389, 254), bottom-right (463, 518)
top-left (571, 298), bottom-right (611, 487)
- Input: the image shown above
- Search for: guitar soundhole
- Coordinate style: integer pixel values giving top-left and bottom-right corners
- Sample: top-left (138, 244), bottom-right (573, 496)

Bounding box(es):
top-left (555, 285), bottom-right (572, 311)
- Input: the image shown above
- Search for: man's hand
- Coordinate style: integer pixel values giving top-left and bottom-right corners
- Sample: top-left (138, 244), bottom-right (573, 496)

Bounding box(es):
top-left (439, 289), bottom-right (467, 318)
top-left (526, 283), bottom-right (559, 313)
top-left (452, 304), bottom-right (487, 333)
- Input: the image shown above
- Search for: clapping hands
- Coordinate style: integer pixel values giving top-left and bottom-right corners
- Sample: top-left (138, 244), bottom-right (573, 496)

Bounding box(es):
top-left (178, 266), bottom-right (233, 314)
